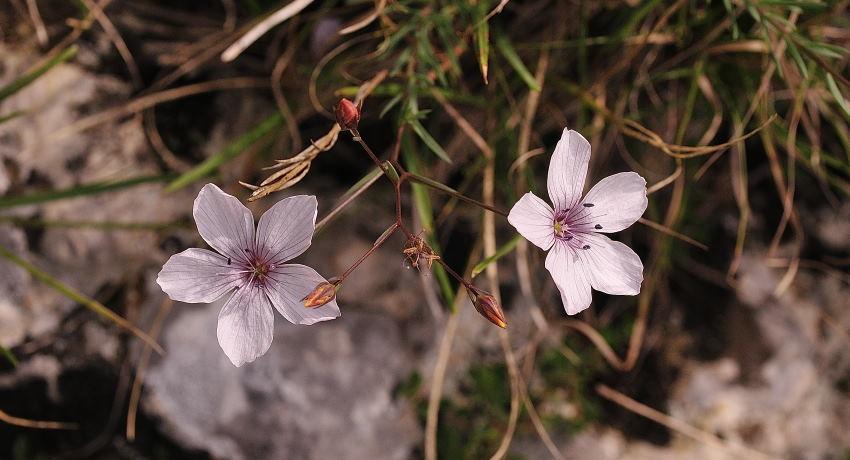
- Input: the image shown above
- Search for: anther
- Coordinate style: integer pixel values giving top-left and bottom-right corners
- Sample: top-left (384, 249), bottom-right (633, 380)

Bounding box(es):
top-left (565, 235), bottom-right (573, 241)
top-left (582, 245), bottom-right (590, 250)
top-left (583, 203), bottom-right (594, 208)
top-left (226, 257), bottom-right (232, 265)
top-left (594, 224), bottom-right (602, 229)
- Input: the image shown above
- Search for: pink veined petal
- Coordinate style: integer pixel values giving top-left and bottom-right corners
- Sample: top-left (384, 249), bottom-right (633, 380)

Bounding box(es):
top-left (547, 129), bottom-right (592, 213)
top-left (156, 248), bottom-right (243, 303)
top-left (265, 264), bottom-right (341, 325)
top-left (576, 233), bottom-right (643, 295)
top-left (216, 284), bottom-right (275, 367)
top-left (573, 172), bottom-right (647, 233)
top-left (507, 192), bottom-right (556, 250)
top-left (545, 241), bottom-right (593, 315)
top-left (256, 195), bottom-right (317, 264)
top-left (193, 183), bottom-right (255, 263)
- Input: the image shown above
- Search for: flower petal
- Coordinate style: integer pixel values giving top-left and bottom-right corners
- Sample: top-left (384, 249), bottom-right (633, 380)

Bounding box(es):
top-left (193, 183), bottom-right (255, 262)
top-left (508, 192), bottom-right (555, 250)
top-left (156, 248), bottom-right (243, 303)
top-left (547, 129), bottom-right (591, 213)
top-left (265, 264), bottom-right (341, 325)
top-left (216, 284), bottom-right (274, 367)
top-left (256, 195), bottom-right (317, 264)
top-left (577, 233), bottom-right (643, 295)
top-left (574, 172), bottom-right (647, 233)
top-left (545, 241), bottom-right (592, 315)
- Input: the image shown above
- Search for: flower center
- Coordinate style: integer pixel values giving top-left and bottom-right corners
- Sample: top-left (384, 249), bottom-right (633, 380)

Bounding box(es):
top-left (553, 210), bottom-right (570, 238)
top-left (239, 248), bottom-right (275, 288)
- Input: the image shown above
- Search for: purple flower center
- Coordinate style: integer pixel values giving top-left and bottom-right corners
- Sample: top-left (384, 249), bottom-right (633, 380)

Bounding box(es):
top-left (234, 247), bottom-right (276, 288)
top-left (553, 205), bottom-right (601, 250)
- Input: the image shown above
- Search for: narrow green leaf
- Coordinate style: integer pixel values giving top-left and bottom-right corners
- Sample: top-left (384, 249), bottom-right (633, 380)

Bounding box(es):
top-left (1, 345), bottom-right (18, 367)
top-left (0, 244), bottom-right (163, 354)
top-left (496, 36), bottom-right (541, 91)
top-left (409, 118), bottom-right (452, 163)
top-left (826, 73), bottom-right (850, 120)
top-left (0, 111), bottom-right (25, 125)
top-left (166, 112), bottom-right (283, 192)
top-left (471, 235), bottom-right (522, 278)
top-left (786, 40), bottom-right (809, 80)
top-left (760, 0), bottom-right (827, 11)
top-left (402, 138), bottom-right (455, 307)
top-left (475, 12), bottom-right (490, 84)
top-left (0, 174), bottom-right (173, 210)
top-left (722, 0), bottom-right (740, 39)
top-left (0, 46), bottom-right (78, 102)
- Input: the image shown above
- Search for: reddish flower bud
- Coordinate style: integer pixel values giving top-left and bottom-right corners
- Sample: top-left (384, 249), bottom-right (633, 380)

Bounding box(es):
top-left (302, 281), bottom-right (337, 308)
top-left (334, 98), bottom-right (360, 131)
top-left (472, 291), bottom-right (507, 329)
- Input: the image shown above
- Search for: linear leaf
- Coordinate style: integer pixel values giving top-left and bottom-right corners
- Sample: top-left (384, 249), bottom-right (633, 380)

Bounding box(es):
top-left (409, 118), bottom-right (452, 163)
top-left (166, 112), bottom-right (283, 192)
top-left (0, 46), bottom-right (78, 101)
top-left (0, 174), bottom-right (173, 210)
top-left (0, 244), bottom-right (164, 354)
top-left (471, 235), bottom-right (522, 278)
top-left (496, 36), bottom-right (541, 91)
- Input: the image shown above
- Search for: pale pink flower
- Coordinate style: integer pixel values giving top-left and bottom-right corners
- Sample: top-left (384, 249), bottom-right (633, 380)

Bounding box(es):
top-left (157, 184), bottom-right (340, 366)
top-left (508, 129), bottom-right (647, 315)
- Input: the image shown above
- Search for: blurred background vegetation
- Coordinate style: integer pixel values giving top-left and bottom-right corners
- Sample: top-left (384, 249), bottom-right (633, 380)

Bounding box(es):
top-left (0, 0), bottom-right (849, 459)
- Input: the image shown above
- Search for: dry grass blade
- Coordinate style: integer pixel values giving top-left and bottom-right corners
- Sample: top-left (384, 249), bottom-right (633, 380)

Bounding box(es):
top-left (24, 0), bottom-right (48, 45)
top-left (596, 385), bottom-right (777, 460)
top-left (43, 78), bottom-right (268, 149)
top-left (221, 0), bottom-right (315, 62)
top-left (0, 245), bottom-right (164, 355)
top-left (339, 0), bottom-right (387, 35)
top-left (79, 0), bottom-right (143, 87)
top-left (246, 71), bottom-right (388, 200)
top-left (424, 308), bottom-right (460, 460)
top-left (0, 409), bottom-right (76, 430)
top-left (126, 299), bottom-right (172, 441)
top-left (638, 217), bottom-right (708, 251)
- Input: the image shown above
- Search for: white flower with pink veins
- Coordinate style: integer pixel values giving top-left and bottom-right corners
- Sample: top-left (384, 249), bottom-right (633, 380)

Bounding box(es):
top-left (157, 184), bottom-right (340, 367)
top-left (508, 128), bottom-right (648, 315)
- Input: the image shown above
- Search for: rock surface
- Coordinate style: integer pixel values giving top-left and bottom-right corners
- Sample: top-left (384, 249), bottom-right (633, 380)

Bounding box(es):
top-left (145, 303), bottom-right (421, 460)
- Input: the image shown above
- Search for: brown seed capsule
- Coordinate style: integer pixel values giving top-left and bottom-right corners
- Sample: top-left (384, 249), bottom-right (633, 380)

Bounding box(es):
top-left (334, 98), bottom-right (360, 131)
top-left (472, 291), bottom-right (507, 329)
top-left (302, 281), bottom-right (337, 308)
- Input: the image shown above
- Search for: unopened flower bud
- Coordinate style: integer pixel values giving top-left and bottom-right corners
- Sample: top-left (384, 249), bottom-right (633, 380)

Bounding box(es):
top-left (472, 291), bottom-right (507, 329)
top-left (302, 281), bottom-right (337, 308)
top-left (334, 98), bottom-right (360, 131)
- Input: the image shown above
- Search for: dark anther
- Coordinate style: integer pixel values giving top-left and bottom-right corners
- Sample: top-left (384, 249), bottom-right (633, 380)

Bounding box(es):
top-left (226, 257), bottom-right (232, 265)
top-left (583, 203), bottom-right (594, 208)
top-left (565, 235), bottom-right (573, 240)
top-left (595, 224), bottom-right (603, 229)
top-left (582, 245), bottom-right (590, 250)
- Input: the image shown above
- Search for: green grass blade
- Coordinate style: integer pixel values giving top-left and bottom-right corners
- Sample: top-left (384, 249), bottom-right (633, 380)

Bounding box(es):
top-left (402, 139), bottom-right (455, 307)
top-left (1, 345), bottom-right (18, 367)
top-left (0, 174), bottom-right (173, 210)
top-left (475, 9), bottom-right (490, 84)
top-left (0, 244), bottom-right (164, 354)
top-left (471, 235), bottom-right (521, 278)
top-left (495, 36), bottom-right (541, 91)
top-left (826, 73), bottom-right (850, 120)
top-left (0, 111), bottom-right (25, 125)
top-left (0, 46), bottom-right (78, 102)
top-left (409, 118), bottom-right (452, 163)
top-left (166, 112), bottom-right (284, 192)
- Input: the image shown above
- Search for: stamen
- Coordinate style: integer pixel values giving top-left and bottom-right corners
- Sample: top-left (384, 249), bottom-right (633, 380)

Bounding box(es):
top-left (583, 203), bottom-right (594, 208)
top-left (594, 224), bottom-right (602, 230)
top-left (582, 245), bottom-right (590, 250)
top-left (226, 257), bottom-right (232, 265)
